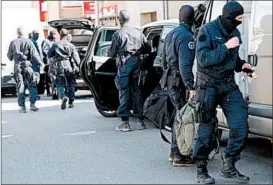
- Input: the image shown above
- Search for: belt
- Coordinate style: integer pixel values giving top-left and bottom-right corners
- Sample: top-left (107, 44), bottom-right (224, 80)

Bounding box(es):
top-left (196, 71), bottom-right (234, 84)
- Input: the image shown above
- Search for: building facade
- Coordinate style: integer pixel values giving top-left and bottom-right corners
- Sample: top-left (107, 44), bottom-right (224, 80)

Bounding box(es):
top-left (31, 0), bottom-right (202, 36)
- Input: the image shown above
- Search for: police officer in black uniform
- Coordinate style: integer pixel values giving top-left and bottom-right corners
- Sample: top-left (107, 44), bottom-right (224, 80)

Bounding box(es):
top-left (193, 1), bottom-right (253, 184)
top-left (7, 27), bottom-right (44, 113)
top-left (48, 29), bottom-right (80, 110)
top-left (108, 10), bottom-right (151, 132)
top-left (162, 5), bottom-right (196, 167)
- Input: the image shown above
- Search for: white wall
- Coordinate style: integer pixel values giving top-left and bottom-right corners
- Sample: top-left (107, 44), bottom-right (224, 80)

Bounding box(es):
top-left (2, 1), bottom-right (32, 9)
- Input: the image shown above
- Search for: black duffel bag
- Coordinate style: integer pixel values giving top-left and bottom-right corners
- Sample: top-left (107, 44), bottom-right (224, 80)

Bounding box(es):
top-left (143, 89), bottom-right (175, 137)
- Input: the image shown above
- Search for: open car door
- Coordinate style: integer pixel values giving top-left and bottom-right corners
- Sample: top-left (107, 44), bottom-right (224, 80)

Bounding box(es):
top-left (80, 27), bottom-right (119, 117)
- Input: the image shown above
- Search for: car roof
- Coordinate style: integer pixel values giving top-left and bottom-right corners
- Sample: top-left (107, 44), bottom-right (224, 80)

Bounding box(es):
top-left (141, 19), bottom-right (179, 29)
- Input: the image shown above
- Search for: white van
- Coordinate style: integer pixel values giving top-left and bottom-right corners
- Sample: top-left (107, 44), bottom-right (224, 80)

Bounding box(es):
top-left (2, 7), bottom-right (45, 96)
top-left (207, 1), bottom-right (272, 139)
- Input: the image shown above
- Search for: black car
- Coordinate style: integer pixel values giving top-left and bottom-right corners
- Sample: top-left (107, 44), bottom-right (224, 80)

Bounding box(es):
top-left (79, 0), bottom-right (212, 117)
top-left (1, 63), bottom-right (16, 97)
top-left (80, 21), bottom-right (180, 117)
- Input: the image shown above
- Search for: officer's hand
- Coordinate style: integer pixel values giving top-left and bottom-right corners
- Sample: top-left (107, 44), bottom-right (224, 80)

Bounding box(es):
top-left (242, 63), bottom-right (254, 77)
top-left (225, 37), bottom-right (240, 49)
top-left (189, 90), bottom-right (196, 101)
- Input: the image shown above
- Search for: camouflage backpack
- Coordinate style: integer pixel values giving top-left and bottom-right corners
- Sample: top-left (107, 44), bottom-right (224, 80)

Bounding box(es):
top-left (175, 101), bottom-right (221, 160)
top-left (175, 101), bottom-right (199, 156)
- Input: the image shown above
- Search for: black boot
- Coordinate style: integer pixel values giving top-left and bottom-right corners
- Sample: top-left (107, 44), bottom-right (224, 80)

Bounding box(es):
top-left (68, 100), bottom-right (74, 108)
top-left (19, 106), bottom-right (27, 113)
top-left (61, 96), bottom-right (68, 110)
top-left (137, 118), bottom-right (147, 130)
top-left (196, 160), bottom-right (215, 184)
top-left (30, 103), bottom-right (39, 112)
top-left (173, 152), bottom-right (194, 167)
top-left (219, 157), bottom-right (250, 183)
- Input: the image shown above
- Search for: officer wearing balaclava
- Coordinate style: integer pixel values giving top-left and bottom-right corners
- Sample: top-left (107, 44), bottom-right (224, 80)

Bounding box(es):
top-left (107, 10), bottom-right (151, 132)
top-left (161, 5), bottom-right (196, 167)
top-left (193, 1), bottom-right (254, 184)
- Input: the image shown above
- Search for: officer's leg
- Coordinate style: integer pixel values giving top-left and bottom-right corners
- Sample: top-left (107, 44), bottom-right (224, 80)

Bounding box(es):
top-left (219, 86), bottom-right (249, 183)
top-left (57, 75), bottom-right (68, 110)
top-left (67, 75), bottom-right (76, 108)
top-left (14, 72), bottom-right (26, 113)
top-left (45, 73), bottom-right (51, 96)
top-left (167, 77), bottom-right (190, 166)
top-left (130, 67), bottom-right (146, 130)
top-left (45, 65), bottom-right (51, 95)
top-left (116, 66), bottom-right (131, 132)
top-left (193, 87), bottom-right (218, 184)
top-left (25, 67), bottom-right (39, 111)
top-left (51, 76), bottom-right (58, 100)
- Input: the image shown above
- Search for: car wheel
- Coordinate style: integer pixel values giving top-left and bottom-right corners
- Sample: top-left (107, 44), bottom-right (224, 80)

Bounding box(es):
top-left (97, 108), bottom-right (117, 117)
top-left (94, 102), bottom-right (117, 117)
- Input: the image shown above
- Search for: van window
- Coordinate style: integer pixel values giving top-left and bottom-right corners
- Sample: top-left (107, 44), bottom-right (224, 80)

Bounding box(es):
top-left (249, 1), bottom-right (272, 54)
top-left (157, 26), bottom-right (175, 57)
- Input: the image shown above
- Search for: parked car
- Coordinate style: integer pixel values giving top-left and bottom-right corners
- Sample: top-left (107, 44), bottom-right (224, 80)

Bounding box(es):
top-left (1, 63), bottom-right (16, 97)
top-left (80, 0), bottom-right (273, 140)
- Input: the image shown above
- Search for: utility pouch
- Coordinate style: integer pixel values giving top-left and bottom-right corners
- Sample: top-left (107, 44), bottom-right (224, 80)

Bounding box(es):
top-left (171, 71), bottom-right (181, 87)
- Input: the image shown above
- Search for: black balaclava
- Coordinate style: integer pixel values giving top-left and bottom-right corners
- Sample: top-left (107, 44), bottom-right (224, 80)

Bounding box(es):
top-left (221, 1), bottom-right (244, 33)
top-left (179, 5), bottom-right (195, 26)
top-left (119, 10), bottom-right (130, 26)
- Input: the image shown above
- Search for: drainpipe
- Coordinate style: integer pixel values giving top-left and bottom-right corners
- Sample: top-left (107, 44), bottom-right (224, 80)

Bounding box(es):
top-left (162, 0), bottom-right (166, 20)
top-left (166, 0), bottom-right (169, 19)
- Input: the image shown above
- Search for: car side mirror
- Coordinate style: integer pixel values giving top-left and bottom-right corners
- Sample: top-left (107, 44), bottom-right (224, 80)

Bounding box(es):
top-left (247, 54), bottom-right (258, 66)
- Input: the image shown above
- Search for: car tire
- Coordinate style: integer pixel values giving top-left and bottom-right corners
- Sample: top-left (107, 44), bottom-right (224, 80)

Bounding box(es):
top-left (97, 108), bottom-right (117, 117)
top-left (94, 102), bottom-right (117, 117)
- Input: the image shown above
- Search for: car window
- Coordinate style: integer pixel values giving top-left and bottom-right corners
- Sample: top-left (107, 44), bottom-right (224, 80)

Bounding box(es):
top-left (95, 42), bottom-right (111, 57)
top-left (69, 29), bottom-right (93, 35)
top-left (144, 27), bottom-right (163, 50)
top-left (157, 26), bottom-right (176, 57)
top-left (98, 30), bottom-right (116, 43)
top-left (101, 46), bottom-right (110, 57)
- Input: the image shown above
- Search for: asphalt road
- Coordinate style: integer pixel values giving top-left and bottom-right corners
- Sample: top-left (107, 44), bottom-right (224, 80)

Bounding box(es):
top-left (2, 92), bottom-right (272, 184)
